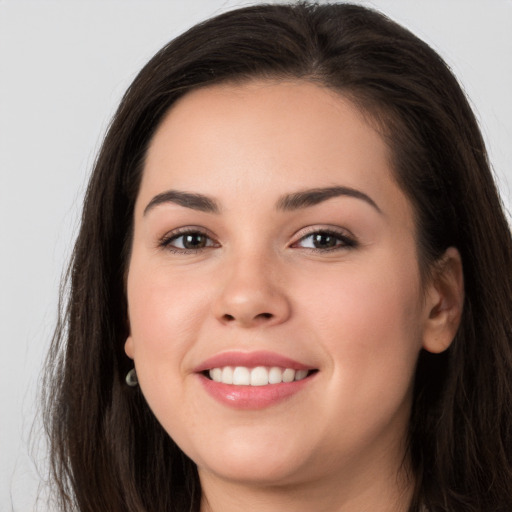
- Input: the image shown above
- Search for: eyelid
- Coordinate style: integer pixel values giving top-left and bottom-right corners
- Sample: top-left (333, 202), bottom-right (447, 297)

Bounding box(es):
top-left (157, 224), bottom-right (357, 254)
top-left (290, 225), bottom-right (358, 250)
top-left (158, 226), bottom-right (220, 253)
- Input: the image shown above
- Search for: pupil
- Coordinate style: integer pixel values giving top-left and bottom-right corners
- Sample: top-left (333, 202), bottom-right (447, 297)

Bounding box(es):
top-left (184, 234), bottom-right (206, 249)
top-left (314, 233), bottom-right (336, 248)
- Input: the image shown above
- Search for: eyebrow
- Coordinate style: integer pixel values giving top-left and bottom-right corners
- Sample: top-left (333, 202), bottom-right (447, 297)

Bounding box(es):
top-left (144, 190), bottom-right (220, 215)
top-left (276, 186), bottom-right (382, 213)
top-left (143, 185), bottom-right (381, 216)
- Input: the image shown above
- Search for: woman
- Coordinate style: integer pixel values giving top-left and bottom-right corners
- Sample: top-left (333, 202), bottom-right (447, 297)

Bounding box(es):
top-left (43, 2), bottom-right (512, 511)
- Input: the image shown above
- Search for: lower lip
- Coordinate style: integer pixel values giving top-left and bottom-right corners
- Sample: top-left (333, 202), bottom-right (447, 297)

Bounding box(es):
top-left (198, 373), bottom-right (315, 410)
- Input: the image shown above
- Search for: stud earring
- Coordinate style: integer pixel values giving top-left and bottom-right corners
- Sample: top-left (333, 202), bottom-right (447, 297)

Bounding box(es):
top-left (125, 368), bottom-right (138, 387)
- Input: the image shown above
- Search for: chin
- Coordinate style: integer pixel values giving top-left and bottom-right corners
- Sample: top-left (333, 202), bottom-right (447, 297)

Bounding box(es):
top-left (199, 456), bottom-right (310, 488)
top-left (191, 429), bottom-right (314, 486)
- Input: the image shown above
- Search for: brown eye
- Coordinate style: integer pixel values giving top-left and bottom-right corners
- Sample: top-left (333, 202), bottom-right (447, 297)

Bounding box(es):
top-left (162, 230), bottom-right (218, 252)
top-left (180, 233), bottom-right (208, 249)
top-left (295, 230), bottom-right (357, 251)
top-left (310, 233), bottom-right (338, 249)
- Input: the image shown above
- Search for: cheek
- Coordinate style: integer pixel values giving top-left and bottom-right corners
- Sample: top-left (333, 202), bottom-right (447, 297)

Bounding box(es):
top-left (300, 255), bottom-right (423, 395)
top-left (126, 266), bottom-right (209, 442)
top-left (126, 261), bottom-right (209, 377)
top-left (296, 263), bottom-right (423, 460)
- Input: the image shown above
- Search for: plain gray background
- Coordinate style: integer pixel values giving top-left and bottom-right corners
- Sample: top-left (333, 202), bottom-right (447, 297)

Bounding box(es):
top-left (1, 0), bottom-right (511, 509)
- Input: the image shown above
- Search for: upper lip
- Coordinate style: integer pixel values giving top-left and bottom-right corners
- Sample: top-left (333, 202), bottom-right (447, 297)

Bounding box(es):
top-left (194, 350), bottom-right (314, 373)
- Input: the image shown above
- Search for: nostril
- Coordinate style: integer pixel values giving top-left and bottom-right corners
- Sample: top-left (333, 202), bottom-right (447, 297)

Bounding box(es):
top-left (221, 312), bottom-right (273, 323)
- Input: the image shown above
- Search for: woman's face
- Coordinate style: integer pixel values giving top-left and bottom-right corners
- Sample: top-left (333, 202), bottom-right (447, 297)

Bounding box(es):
top-left (125, 80), bottom-right (433, 489)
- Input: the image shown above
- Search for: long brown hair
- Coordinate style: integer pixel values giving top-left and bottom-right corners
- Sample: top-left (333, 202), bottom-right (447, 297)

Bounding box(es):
top-left (43, 3), bottom-right (512, 511)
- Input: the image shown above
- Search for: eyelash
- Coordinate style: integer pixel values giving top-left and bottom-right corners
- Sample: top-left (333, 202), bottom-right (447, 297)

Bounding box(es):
top-left (159, 227), bottom-right (219, 254)
top-left (158, 227), bottom-right (358, 254)
top-left (292, 228), bottom-right (358, 252)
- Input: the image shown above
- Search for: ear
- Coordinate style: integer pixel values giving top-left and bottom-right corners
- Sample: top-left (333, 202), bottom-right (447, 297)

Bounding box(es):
top-left (422, 247), bottom-right (464, 354)
top-left (125, 336), bottom-right (134, 359)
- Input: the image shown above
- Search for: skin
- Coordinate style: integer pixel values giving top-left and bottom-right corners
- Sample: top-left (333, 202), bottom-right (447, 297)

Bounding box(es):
top-left (125, 80), bottom-right (463, 512)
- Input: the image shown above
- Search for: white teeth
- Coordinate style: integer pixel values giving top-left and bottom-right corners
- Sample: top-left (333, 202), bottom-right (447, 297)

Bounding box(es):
top-left (282, 368), bottom-right (295, 383)
top-left (210, 367), bottom-right (222, 382)
top-left (295, 369), bottom-right (308, 381)
top-left (250, 366), bottom-right (269, 386)
top-left (232, 366), bottom-right (250, 385)
top-left (221, 366), bottom-right (234, 384)
top-left (208, 366), bottom-right (310, 386)
top-left (268, 366), bottom-right (283, 384)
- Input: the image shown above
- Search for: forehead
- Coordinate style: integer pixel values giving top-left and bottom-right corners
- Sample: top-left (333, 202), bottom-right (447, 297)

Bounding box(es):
top-left (137, 79), bottom-right (412, 227)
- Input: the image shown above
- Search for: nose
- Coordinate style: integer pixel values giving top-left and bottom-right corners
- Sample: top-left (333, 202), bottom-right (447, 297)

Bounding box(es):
top-left (212, 253), bottom-right (291, 328)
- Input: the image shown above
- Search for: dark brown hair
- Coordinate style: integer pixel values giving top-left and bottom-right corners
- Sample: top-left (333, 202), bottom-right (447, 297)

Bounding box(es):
top-left (43, 3), bottom-right (512, 511)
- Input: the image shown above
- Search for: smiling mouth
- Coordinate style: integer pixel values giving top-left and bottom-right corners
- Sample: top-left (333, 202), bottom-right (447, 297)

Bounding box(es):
top-left (203, 366), bottom-right (318, 386)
